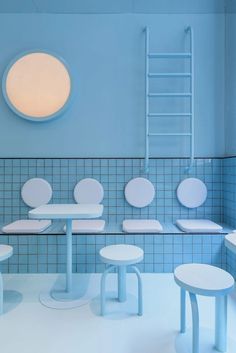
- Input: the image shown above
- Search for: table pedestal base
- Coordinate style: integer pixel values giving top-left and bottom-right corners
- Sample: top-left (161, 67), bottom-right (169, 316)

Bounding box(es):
top-left (39, 273), bottom-right (96, 309)
top-left (39, 290), bottom-right (91, 309)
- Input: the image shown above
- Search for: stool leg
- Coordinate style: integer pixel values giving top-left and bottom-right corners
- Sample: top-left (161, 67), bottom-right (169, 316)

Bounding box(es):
top-left (132, 266), bottom-right (143, 316)
top-left (118, 266), bottom-right (126, 302)
top-left (180, 288), bottom-right (186, 333)
top-left (215, 296), bottom-right (227, 352)
top-left (0, 272), bottom-right (3, 315)
top-left (100, 265), bottom-right (115, 316)
top-left (189, 292), bottom-right (199, 353)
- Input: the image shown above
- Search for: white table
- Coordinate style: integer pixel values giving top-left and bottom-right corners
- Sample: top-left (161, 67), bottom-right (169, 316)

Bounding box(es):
top-left (29, 204), bottom-right (103, 309)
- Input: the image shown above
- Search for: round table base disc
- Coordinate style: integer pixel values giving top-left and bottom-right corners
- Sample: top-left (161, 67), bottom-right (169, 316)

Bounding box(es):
top-left (39, 291), bottom-right (90, 309)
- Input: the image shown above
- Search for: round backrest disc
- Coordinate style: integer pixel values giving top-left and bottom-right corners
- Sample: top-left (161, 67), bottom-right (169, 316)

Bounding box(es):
top-left (74, 178), bottom-right (104, 204)
top-left (177, 178), bottom-right (207, 208)
top-left (21, 178), bottom-right (52, 208)
top-left (124, 177), bottom-right (155, 208)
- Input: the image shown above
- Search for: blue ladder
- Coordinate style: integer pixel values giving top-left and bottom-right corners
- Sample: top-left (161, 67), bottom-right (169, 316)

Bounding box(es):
top-left (144, 26), bottom-right (194, 172)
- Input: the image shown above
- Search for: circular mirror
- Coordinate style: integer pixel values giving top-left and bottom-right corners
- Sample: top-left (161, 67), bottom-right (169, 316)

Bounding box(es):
top-left (2, 51), bottom-right (72, 121)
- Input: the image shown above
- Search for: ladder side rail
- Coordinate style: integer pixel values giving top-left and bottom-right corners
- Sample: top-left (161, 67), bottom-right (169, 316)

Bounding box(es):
top-left (190, 28), bottom-right (195, 168)
top-left (187, 27), bottom-right (194, 170)
top-left (144, 27), bottom-right (150, 172)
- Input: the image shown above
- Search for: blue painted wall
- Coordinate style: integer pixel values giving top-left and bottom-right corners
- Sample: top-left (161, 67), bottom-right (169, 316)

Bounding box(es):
top-left (0, 13), bottom-right (225, 157)
top-left (225, 13), bottom-right (236, 156)
top-left (0, 0), bottom-right (226, 14)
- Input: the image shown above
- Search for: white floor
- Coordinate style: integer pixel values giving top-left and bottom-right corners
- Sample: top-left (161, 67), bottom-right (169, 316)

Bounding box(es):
top-left (0, 273), bottom-right (236, 353)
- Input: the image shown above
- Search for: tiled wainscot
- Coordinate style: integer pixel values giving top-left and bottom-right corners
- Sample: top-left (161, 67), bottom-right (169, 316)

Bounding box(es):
top-left (0, 157), bottom-right (234, 275)
top-left (0, 233), bottom-right (227, 274)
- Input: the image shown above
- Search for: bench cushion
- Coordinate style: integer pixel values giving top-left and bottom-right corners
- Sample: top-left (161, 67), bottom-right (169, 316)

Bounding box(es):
top-left (123, 219), bottom-right (163, 233)
top-left (64, 220), bottom-right (105, 233)
top-left (2, 220), bottom-right (52, 234)
top-left (176, 219), bottom-right (223, 233)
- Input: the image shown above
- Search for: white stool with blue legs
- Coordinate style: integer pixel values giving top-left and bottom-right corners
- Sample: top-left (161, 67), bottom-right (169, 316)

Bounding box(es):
top-left (174, 264), bottom-right (235, 353)
top-left (99, 244), bottom-right (143, 316)
top-left (0, 245), bottom-right (13, 314)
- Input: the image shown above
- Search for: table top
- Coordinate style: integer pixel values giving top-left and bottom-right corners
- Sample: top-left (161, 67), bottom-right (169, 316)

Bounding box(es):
top-left (29, 204), bottom-right (103, 220)
top-left (174, 263), bottom-right (235, 296)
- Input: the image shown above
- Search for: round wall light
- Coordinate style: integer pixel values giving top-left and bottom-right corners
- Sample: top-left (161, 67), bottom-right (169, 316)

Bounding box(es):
top-left (2, 50), bottom-right (72, 122)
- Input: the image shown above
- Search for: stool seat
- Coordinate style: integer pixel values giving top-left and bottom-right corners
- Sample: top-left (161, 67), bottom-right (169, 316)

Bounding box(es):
top-left (99, 244), bottom-right (144, 266)
top-left (0, 245), bottom-right (13, 261)
top-left (174, 264), bottom-right (234, 297)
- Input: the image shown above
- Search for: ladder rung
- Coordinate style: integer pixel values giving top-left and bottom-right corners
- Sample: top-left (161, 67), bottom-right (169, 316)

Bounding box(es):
top-left (148, 73), bottom-right (191, 78)
top-left (148, 113), bottom-right (191, 117)
top-left (148, 52), bottom-right (192, 59)
top-left (149, 133), bottom-right (192, 137)
top-left (149, 93), bottom-right (192, 98)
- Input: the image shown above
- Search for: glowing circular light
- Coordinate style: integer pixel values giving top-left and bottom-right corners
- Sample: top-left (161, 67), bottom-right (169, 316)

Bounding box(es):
top-left (2, 51), bottom-right (72, 121)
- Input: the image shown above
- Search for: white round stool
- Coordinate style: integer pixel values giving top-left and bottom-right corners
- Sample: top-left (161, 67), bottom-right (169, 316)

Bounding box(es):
top-left (174, 264), bottom-right (235, 353)
top-left (99, 244), bottom-right (144, 316)
top-left (0, 245), bottom-right (13, 314)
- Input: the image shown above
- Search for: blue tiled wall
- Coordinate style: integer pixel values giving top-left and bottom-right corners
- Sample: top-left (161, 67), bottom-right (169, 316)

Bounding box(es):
top-left (0, 233), bottom-right (226, 274)
top-left (223, 157), bottom-right (236, 228)
top-left (222, 157), bottom-right (236, 278)
top-left (0, 158), bottom-right (222, 224)
top-left (0, 156), bottom-right (234, 275)
top-left (226, 249), bottom-right (236, 278)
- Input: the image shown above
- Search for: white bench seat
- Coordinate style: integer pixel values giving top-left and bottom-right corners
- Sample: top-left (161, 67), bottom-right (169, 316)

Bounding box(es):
top-left (64, 219), bottom-right (105, 234)
top-left (2, 220), bottom-right (51, 234)
top-left (122, 219), bottom-right (163, 233)
top-left (2, 178), bottom-right (53, 235)
top-left (176, 219), bottom-right (223, 233)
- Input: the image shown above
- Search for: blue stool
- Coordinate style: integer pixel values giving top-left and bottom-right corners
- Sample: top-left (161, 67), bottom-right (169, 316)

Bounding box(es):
top-left (174, 264), bottom-right (235, 353)
top-left (0, 245), bottom-right (13, 314)
top-left (99, 244), bottom-right (143, 316)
